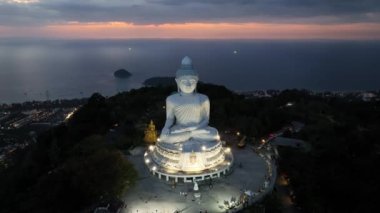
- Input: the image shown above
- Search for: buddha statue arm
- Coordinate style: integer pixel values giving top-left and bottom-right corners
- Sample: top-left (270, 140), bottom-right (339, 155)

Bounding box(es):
top-left (197, 96), bottom-right (210, 129)
top-left (161, 98), bottom-right (175, 135)
top-left (184, 96), bottom-right (209, 131)
top-left (160, 99), bottom-right (193, 143)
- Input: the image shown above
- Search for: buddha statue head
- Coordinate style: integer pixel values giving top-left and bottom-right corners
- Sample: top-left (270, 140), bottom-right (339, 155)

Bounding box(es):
top-left (175, 56), bottom-right (198, 94)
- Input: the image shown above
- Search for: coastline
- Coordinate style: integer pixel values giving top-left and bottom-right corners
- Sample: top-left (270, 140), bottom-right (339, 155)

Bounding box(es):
top-left (1, 87), bottom-right (378, 106)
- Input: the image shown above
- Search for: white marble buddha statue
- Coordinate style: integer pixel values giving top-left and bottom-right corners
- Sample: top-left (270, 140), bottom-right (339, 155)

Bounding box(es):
top-left (159, 56), bottom-right (219, 144)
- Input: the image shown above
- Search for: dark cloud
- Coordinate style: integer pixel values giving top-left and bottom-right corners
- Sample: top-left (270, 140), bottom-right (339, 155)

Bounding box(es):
top-left (0, 0), bottom-right (379, 26)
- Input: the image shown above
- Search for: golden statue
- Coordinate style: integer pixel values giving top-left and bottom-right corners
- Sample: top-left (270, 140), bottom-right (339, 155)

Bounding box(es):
top-left (144, 120), bottom-right (158, 144)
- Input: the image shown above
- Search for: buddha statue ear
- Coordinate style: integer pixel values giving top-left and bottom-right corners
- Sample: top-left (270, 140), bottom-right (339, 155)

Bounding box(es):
top-left (175, 78), bottom-right (181, 94)
top-left (175, 78), bottom-right (178, 92)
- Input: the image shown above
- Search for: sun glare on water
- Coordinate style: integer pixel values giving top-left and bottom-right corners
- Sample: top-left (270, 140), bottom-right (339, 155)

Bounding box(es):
top-left (7, 0), bottom-right (39, 4)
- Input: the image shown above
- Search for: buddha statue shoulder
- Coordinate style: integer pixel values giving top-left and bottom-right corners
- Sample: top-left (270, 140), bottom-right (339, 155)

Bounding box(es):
top-left (159, 56), bottom-right (219, 144)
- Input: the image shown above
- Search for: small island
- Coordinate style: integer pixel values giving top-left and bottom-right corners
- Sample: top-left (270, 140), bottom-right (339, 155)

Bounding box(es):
top-left (114, 69), bottom-right (132, 79)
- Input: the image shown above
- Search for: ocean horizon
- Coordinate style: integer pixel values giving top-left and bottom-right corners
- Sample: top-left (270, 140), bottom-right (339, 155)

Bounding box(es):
top-left (1, 39), bottom-right (379, 104)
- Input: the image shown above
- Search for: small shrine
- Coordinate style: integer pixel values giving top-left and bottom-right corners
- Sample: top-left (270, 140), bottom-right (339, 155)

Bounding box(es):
top-left (144, 120), bottom-right (157, 144)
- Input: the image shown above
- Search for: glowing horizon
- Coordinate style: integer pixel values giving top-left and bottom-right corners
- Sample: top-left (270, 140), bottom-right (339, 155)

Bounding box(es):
top-left (1, 22), bottom-right (380, 40)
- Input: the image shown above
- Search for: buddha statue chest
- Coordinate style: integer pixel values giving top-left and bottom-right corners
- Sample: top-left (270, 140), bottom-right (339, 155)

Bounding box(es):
top-left (172, 96), bottom-right (203, 126)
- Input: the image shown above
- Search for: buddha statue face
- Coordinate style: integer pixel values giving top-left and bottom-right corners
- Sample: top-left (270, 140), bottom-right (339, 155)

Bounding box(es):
top-left (175, 75), bottom-right (198, 94)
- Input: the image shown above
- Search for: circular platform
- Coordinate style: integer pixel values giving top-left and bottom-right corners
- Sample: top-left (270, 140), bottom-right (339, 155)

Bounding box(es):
top-left (123, 146), bottom-right (273, 213)
top-left (144, 144), bottom-right (233, 183)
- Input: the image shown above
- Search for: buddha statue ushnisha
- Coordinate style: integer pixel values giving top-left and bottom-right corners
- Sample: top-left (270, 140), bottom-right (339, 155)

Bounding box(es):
top-left (158, 56), bottom-right (220, 145)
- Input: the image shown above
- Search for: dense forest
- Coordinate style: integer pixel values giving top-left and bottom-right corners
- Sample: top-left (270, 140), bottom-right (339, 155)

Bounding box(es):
top-left (277, 95), bottom-right (380, 212)
top-left (0, 84), bottom-right (379, 212)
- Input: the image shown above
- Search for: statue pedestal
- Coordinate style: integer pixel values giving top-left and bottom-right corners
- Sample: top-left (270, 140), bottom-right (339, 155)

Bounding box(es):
top-left (144, 141), bottom-right (233, 183)
top-left (152, 139), bottom-right (225, 172)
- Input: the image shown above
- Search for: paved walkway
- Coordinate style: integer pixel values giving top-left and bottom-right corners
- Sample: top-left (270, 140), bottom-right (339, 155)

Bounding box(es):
top-left (271, 137), bottom-right (307, 149)
top-left (122, 146), bottom-right (269, 213)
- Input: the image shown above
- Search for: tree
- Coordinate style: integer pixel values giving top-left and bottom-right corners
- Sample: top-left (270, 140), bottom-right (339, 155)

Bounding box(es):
top-left (23, 135), bottom-right (137, 212)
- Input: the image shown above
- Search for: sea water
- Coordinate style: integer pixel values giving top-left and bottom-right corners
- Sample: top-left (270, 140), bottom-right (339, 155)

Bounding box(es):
top-left (0, 39), bottom-right (379, 103)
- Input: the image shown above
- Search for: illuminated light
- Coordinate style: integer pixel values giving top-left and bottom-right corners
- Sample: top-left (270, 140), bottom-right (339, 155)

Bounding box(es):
top-left (157, 138), bottom-right (160, 142)
top-left (261, 139), bottom-right (266, 144)
top-left (152, 166), bottom-right (157, 171)
top-left (225, 147), bottom-right (231, 153)
top-left (236, 132), bottom-right (240, 136)
top-left (65, 108), bottom-right (77, 121)
top-left (216, 135), bottom-right (221, 141)
top-left (165, 169), bottom-right (177, 174)
top-left (202, 146), bottom-right (206, 151)
top-left (145, 159), bottom-right (150, 164)
top-left (65, 112), bottom-right (74, 120)
top-left (149, 145), bottom-right (154, 151)
top-left (144, 152), bottom-right (148, 157)
top-left (227, 162), bottom-right (231, 166)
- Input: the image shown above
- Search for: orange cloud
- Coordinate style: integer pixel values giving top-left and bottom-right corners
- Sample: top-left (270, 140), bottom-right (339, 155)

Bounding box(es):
top-left (1, 22), bottom-right (380, 40)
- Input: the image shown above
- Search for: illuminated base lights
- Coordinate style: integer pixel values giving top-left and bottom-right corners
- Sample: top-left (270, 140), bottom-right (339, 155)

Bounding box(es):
top-left (146, 144), bottom-right (233, 180)
top-left (164, 169), bottom-right (178, 174)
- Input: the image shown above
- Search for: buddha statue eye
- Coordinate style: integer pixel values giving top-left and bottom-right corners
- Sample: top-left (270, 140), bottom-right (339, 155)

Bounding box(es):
top-left (190, 80), bottom-right (197, 84)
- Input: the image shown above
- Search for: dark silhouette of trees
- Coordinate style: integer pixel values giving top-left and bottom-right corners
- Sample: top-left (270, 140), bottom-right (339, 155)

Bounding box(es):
top-left (0, 93), bottom-right (137, 213)
top-left (1, 86), bottom-right (379, 213)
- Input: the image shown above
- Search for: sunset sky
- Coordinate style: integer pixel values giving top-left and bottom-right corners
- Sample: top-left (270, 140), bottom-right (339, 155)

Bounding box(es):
top-left (1, 0), bottom-right (380, 39)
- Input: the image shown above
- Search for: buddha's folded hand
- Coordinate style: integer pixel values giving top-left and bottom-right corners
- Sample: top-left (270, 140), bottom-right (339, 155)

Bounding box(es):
top-left (170, 126), bottom-right (196, 134)
top-left (191, 129), bottom-right (210, 135)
